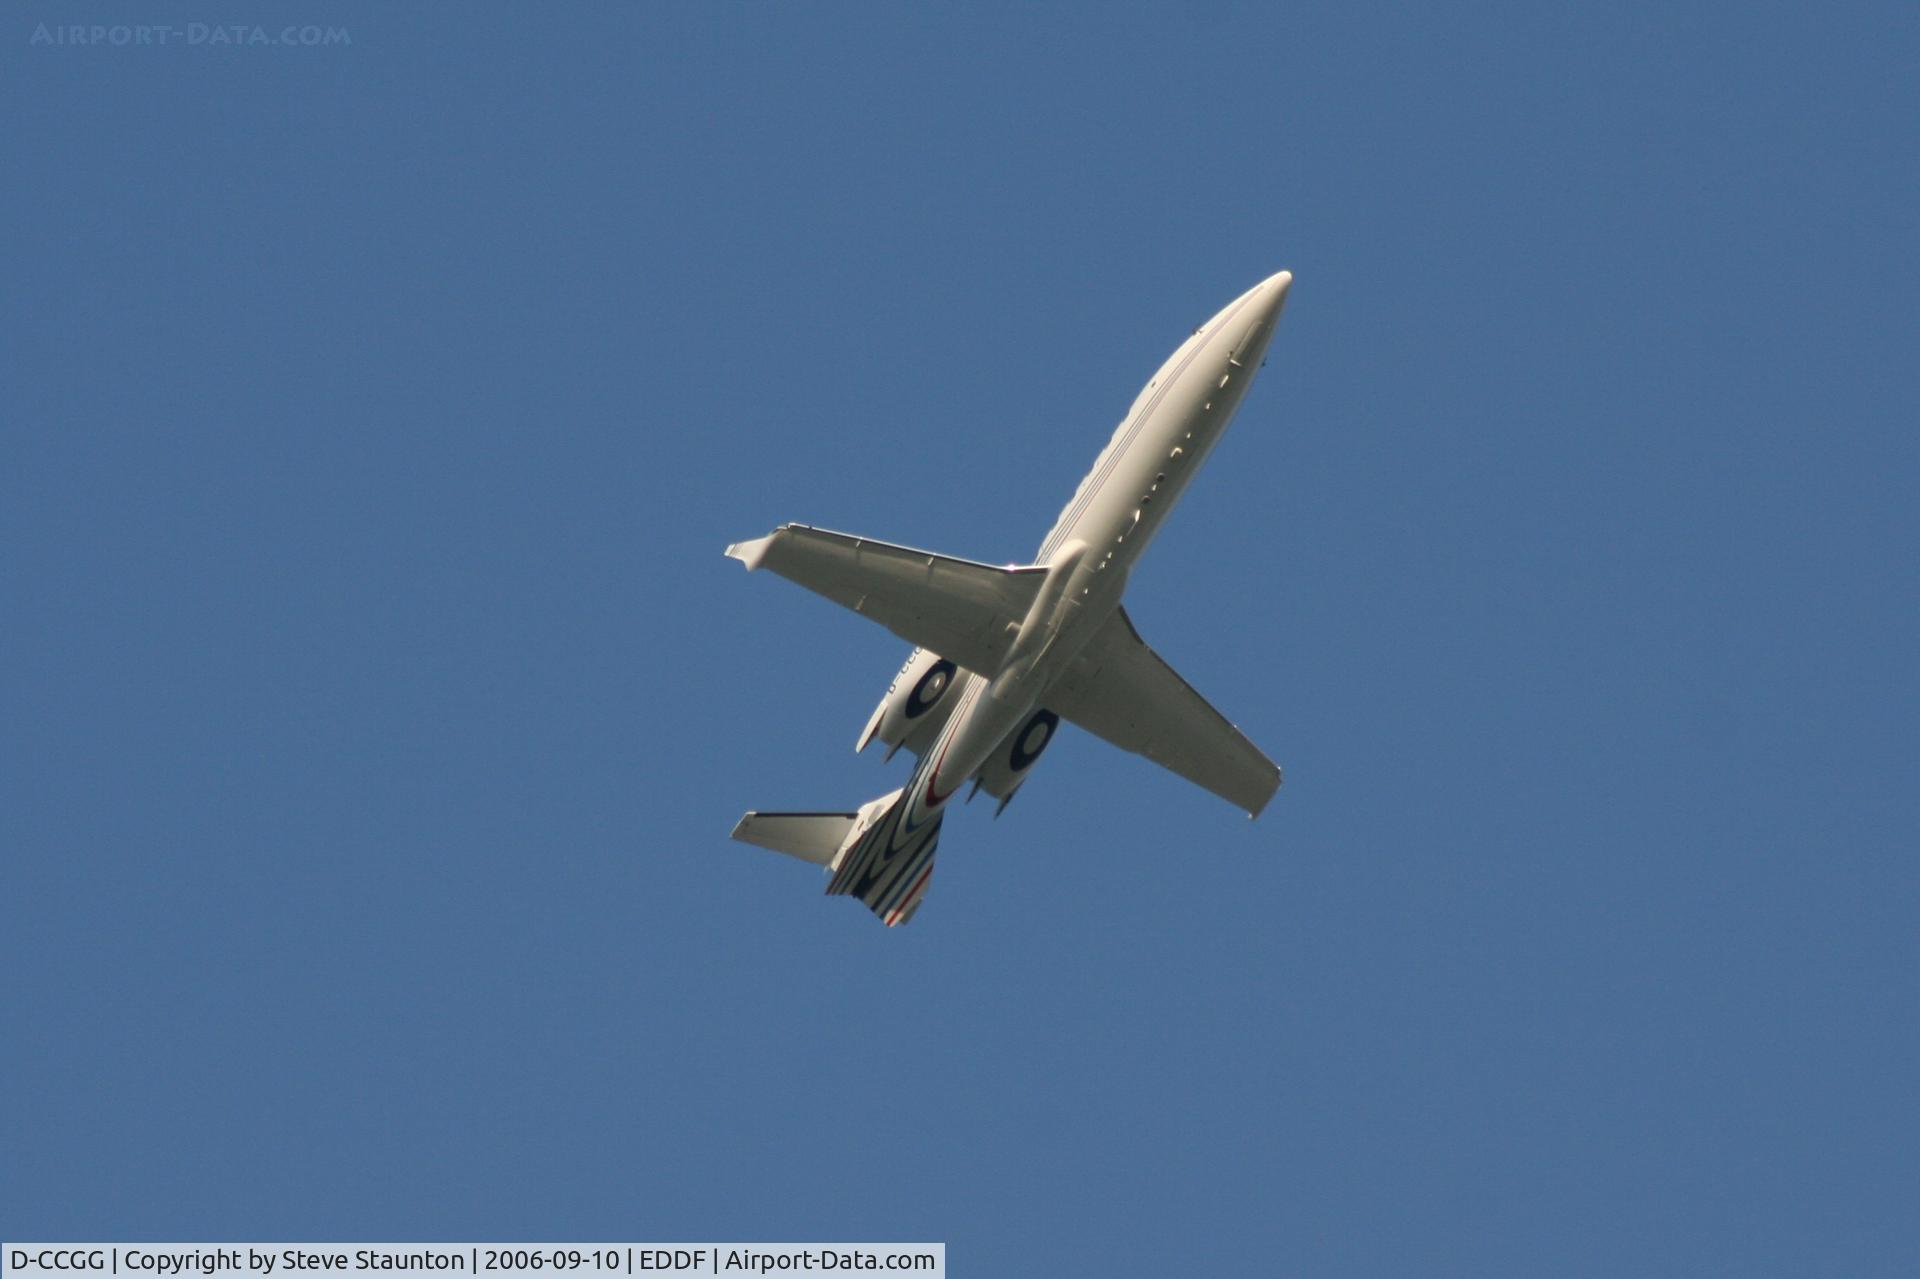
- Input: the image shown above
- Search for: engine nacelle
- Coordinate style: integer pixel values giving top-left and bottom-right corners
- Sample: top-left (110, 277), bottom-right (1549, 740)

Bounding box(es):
top-left (970, 707), bottom-right (1060, 814)
top-left (856, 647), bottom-right (961, 758)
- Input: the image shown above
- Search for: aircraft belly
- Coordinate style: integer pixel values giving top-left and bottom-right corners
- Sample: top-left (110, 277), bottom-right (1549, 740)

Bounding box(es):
top-left (920, 674), bottom-right (1032, 803)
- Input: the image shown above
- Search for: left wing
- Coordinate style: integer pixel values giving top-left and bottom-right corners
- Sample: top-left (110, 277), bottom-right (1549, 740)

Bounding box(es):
top-left (726, 524), bottom-right (1046, 678)
top-left (1047, 607), bottom-right (1281, 816)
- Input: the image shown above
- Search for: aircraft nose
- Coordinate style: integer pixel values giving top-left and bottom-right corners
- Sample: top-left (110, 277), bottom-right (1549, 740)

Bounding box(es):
top-left (1230, 269), bottom-right (1292, 363)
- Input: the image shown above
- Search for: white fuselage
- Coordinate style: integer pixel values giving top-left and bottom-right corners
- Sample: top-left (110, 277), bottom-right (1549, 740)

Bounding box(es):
top-left (897, 271), bottom-right (1292, 829)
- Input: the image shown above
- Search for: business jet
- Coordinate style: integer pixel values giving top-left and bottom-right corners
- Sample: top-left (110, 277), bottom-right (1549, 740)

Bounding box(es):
top-left (725, 270), bottom-right (1293, 924)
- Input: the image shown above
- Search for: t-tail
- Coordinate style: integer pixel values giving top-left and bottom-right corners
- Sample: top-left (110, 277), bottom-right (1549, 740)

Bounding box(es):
top-left (730, 788), bottom-right (942, 926)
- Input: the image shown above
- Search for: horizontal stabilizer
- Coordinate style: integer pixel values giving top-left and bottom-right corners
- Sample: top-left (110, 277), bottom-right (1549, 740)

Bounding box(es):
top-left (730, 810), bottom-right (860, 866)
top-left (726, 524), bottom-right (1047, 679)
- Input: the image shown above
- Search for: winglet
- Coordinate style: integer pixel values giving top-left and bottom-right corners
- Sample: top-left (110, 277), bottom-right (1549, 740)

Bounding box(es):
top-left (725, 532), bottom-right (776, 572)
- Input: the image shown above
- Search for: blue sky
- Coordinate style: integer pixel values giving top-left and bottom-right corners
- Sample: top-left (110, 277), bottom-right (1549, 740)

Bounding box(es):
top-left (3, 3), bottom-right (1915, 1274)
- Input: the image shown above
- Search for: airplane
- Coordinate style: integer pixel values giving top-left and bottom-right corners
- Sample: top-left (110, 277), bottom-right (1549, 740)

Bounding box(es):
top-left (725, 270), bottom-right (1294, 925)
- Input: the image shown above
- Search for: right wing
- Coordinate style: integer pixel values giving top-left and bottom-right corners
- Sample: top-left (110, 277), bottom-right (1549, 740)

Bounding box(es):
top-left (1047, 607), bottom-right (1281, 817)
top-left (726, 524), bottom-right (1046, 678)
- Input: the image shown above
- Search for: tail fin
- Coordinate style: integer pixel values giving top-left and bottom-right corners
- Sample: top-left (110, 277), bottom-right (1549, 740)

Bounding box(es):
top-left (730, 788), bottom-right (942, 927)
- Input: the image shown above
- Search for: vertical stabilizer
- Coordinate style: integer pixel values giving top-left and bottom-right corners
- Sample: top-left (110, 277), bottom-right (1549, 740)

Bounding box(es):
top-left (730, 788), bottom-right (940, 926)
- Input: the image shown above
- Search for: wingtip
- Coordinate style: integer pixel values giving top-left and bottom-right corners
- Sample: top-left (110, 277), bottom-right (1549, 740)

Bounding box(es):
top-left (1246, 766), bottom-right (1283, 820)
top-left (725, 534), bottom-right (774, 571)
